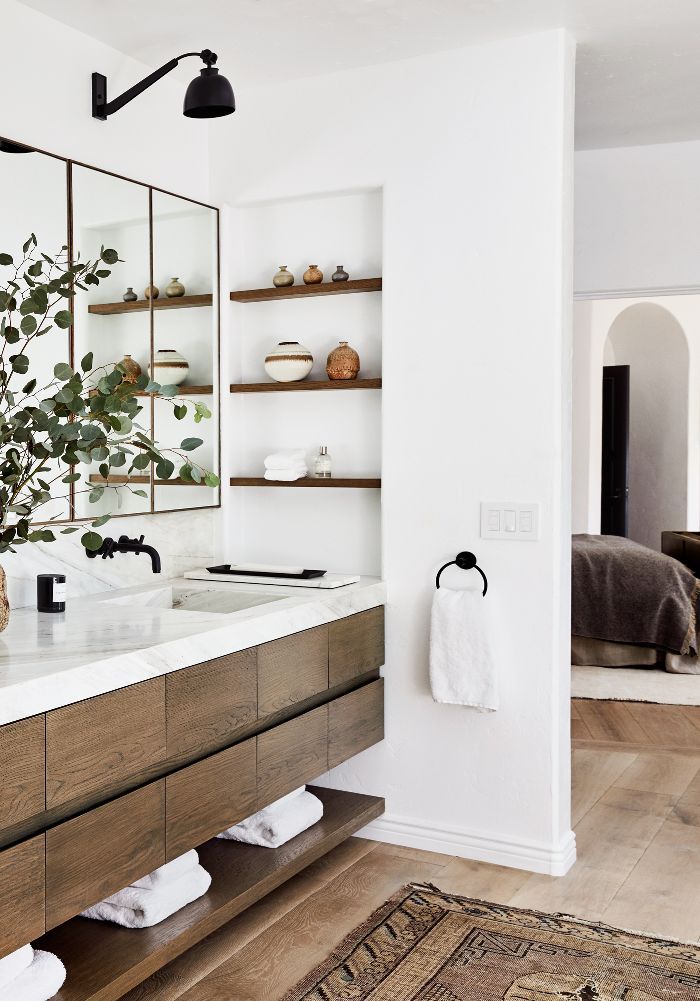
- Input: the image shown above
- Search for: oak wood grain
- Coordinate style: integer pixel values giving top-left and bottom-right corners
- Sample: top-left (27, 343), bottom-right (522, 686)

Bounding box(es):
top-left (230, 378), bottom-right (382, 394)
top-left (36, 788), bottom-right (384, 1001)
top-left (165, 739), bottom-right (257, 861)
top-left (329, 606), bottom-right (385, 687)
top-left (0, 834), bottom-right (45, 956)
top-left (166, 650), bottom-right (257, 765)
top-left (328, 679), bottom-right (384, 770)
top-left (230, 277), bottom-right (382, 303)
top-left (257, 626), bottom-right (328, 718)
top-left (45, 781), bottom-right (165, 929)
top-left (88, 294), bottom-right (213, 315)
top-left (0, 714), bottom-right (45, 831)
top-left (46, 678), bottom-right (166, 809)
top-left (257, 705), bottom-right (329, 808)
top-left (230, 477), bottom-right (381, 489)
top-left (572, 698), bottom-right (700, 752)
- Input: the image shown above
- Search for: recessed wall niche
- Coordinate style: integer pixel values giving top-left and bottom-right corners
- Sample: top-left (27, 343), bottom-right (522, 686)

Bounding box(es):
top-left (229, 188), bottom-right (383, 576)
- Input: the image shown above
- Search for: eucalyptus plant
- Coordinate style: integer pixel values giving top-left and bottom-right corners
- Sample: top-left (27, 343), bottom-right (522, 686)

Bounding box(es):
top-left (0, 235), bottom-right (218, 555)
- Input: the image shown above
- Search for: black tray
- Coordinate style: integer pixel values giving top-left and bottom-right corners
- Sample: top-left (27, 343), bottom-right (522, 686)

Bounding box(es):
top-left (206, 565), bottom-right (327, 580)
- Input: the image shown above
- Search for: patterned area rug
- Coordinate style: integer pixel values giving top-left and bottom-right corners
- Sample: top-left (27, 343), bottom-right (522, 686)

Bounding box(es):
top-left (282, 883), bottom-right (700, 1000)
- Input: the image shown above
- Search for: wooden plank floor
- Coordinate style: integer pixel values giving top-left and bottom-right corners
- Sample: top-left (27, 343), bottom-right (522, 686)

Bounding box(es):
top-left (573, 697), bottom-right (700, 751)
top-left (118, 741), bottom-right (700, 1001)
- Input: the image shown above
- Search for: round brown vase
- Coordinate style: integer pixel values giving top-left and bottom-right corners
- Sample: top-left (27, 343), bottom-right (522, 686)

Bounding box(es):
top-left (144, 284), bottom-right (160, 300)
top-left (166, 277), bottom-right (186, 298)
top-left (303, 264), bottom-right (323, 285)
top-left (0, 566), bottom-right (10, 632)
top-left (119, 354), bottom-right (142, 385)
top-left (326, 341), bottom-right (360, 380)
top-left (273, 266), bottom-right (295, 288)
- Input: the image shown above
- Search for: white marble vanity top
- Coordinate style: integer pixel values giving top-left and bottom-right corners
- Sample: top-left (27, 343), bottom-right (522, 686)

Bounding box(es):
top-left (0, 576), bottom-right (386, 726)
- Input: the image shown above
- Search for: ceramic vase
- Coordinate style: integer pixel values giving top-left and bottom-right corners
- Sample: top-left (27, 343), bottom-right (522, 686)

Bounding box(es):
top-left (264, 341), bottom-right (314, 382)
top-left (326, 341), bottom-right (360, 381)
top-left (144, 284), bottom-right (159, 300)
top-left (119, 354), bottom-right (142, 385)
top-left (303, 264), bottom-right (323, 285)
top-left (166, 277), bottom-right (186, 298)
top-left (331, 266), bottom-right (349, 282)
top-left (273, 266), bottom-right (295, 288)
top-left (0, 566), bottom-right (9, 633)
top-left (149, 348), bottom-right (189, 386)
top-left (122, 287), bottom-right (137, 302)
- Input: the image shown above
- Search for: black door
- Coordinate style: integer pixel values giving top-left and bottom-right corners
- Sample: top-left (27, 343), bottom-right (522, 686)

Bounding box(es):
top-left (601, 365), bottom-right (630, 536)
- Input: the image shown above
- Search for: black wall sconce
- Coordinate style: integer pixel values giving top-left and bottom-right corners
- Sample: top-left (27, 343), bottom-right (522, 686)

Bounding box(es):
top-left (92, 49), bottom-right (235, 121)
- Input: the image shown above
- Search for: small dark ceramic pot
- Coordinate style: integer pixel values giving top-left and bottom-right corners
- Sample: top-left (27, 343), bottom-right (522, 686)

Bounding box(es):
top-left (331, 266), bottom-right (349, 282)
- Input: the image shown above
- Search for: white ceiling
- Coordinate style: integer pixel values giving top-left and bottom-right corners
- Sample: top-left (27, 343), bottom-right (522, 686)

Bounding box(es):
top-left (19, 0), bottom-right (700, 149)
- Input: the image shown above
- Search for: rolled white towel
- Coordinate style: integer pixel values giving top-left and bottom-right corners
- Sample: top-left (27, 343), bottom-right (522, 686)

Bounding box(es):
top-left (264, 468), bottom-right (308, 481)
top-left (131, 849), bottom-right (199, 890)
top-left (0, 949), bottom-right (66, 1001)
top-left (81, 863), bottom-right (211, 929)
top-left (217, 787), bottom-right (323, 848)
top-left (0, 944), bottom-right (34, 991)
top-left (264, 449), bottom-right (306, 470)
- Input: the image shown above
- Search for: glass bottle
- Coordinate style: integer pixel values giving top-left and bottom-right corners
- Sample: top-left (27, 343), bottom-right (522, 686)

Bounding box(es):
top-left (313, 445), bottom-right (332, 479)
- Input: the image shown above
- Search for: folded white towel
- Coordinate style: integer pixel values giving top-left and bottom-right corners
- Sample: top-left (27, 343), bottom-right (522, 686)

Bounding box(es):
top-left (217, 786), bottom-right (323, 847)
top-left (0, 949), bottom-right (66, 1001)
top-left (0, 944), bottom-right (34, 991)
top-left (430, 586), bottom-right (500, 710)
top-left (264, 467), bottom-right (308, 481)
top-left (81, 863), bottom-right (211, 928)
top-left (264, 449), bottom-right (307, 470)
top-left (131, 849), bottom-right (199, 889)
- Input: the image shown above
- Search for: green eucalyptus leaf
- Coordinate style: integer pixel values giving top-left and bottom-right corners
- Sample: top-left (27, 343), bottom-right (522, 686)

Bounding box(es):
top-left (53, 309), bottom-right (72, 329)
top-left (0, 253), bottom-right (13, 265)
top-left (158, 384), bottom-right (177, 398)
top-left (91, 515), bottom-right (111, 528)
top-left (20, 315), bottom-right (37, 335)
top-left (132, 489), bottom-right (149, 497)
top-left (180, 437), bottom-right (203, 451)
top-left (10, 354), bottom-right (29, 374)
top-left (61, 527), bottom-right (80, 534)
top-left (54, 362), bottom-right (73, 381)
top-left (81, 531), bottom-right (103, 551)
top-left (81, 351), bottom-right (93, 372)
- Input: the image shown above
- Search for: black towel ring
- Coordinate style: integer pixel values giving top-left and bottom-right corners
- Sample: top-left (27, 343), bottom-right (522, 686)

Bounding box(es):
top-left (435, 551), bottom-right (488, 596)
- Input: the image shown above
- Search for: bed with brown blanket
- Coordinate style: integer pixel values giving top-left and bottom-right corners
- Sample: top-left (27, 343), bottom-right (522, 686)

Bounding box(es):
top-left (572, 534), bottom-right (700, 674)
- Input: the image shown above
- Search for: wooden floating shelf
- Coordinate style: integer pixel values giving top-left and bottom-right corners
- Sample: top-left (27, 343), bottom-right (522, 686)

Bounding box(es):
top-left (137, 384), bottom-right (214, 396)
top-left (230, 477), bottom-right (381, 488)
top-left (230, 378), bottom-right (381, 394)
top-left (37, 787), bottom-right (384, 1001)
top-left (89, 475), bottom-right (206, 487)
top-left (230, 277), bottom-right (382, 303)
top-left (88, 293), bottom-right (213, 315)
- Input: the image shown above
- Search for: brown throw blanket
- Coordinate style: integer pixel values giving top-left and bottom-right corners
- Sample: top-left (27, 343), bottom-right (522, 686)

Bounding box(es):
top-left (572, 534), bottom-right (700, 655)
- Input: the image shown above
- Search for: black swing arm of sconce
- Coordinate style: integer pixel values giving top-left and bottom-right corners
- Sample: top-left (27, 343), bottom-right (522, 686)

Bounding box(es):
top-left (92, 49), bottom-right (218, 120)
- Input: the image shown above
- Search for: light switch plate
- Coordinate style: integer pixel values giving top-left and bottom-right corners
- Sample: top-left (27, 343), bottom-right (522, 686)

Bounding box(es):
top-left (480, 502), bottom-right (540, 541)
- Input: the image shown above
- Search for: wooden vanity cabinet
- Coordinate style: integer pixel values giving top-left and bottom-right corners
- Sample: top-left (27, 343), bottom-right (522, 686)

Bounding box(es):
top-left (0, 714), bottom-right (45, 837)
top-left (0, 834), bottom-right (45, 954)
top-left (257, 704), bottom-right (329, 807)
top-left (46, 678), bottom-right (166, 811)
top-left (329, 607), bottom-right (385, 686)
top-left (257, 625), bottom-right (328, 717)
top-left (329, 679), bottom-right (385, 769)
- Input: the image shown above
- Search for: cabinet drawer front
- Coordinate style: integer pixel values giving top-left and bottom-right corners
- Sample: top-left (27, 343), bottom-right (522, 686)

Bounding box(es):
top-left (166, 737), bottom-right (257, 861)
top-left (46, 678), bottom-right (166, 810)
top-left (0, 835), bottom-right (45, 955)
top-left (0, 714), bottom-right (45, 833)
top-left (329, 679), bottom-right (384, 770)
top-left (329, 607), bottom-right (385, 687)
top-left (167, 649), bottom-right (257, 763)
top-left (257, 705), bottom-right (328, 807)
top-left (46, 781), bottom-right (165, 930)
top-left (258, 626), bottom-right (328, 717)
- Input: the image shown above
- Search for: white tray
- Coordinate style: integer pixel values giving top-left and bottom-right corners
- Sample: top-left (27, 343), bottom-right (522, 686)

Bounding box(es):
top-left (183, 570), bottom-right (360, 589)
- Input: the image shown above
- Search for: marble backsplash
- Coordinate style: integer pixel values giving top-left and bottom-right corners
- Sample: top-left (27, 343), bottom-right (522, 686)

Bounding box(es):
top-left (2, 509), bottom-right (218, 609)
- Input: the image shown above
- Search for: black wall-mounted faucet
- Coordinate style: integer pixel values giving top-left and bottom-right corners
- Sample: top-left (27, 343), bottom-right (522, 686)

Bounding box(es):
top-left (86, 535), bottom-right (162, 574)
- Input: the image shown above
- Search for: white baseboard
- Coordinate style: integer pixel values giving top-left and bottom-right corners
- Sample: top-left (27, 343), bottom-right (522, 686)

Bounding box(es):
top-left (356, 814), bottom-right (577, 876)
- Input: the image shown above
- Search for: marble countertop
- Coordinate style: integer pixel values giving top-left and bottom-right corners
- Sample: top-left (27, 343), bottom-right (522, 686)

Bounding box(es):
top-left (0, 576), bottom-right (386, 726)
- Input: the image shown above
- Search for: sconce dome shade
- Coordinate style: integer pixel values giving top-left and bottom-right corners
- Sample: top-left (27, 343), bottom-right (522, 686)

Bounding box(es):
top-left (183, 66), bottom-right (235, 118)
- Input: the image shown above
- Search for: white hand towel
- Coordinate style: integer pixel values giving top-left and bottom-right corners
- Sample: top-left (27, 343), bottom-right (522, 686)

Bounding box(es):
top-left (80, 863), bottom-right (211, 928)
top-left (0, 944), bottom-right (34, 991)
top-left (430, 586), bottom-right (500, 710)
top-left (264, 467), bottom-right (308, 481)
top-left (131, 849), bottom-right (199, 889)
top-left (264, 450), bottom-right (307, 470)
top-left (217, 787), bottom-right (323, 847)
top-left (0, 949), bottom-right (66, 1001)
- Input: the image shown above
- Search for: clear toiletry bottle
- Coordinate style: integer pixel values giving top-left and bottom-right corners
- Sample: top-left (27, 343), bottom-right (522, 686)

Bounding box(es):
top-left (313, 445), bottom-right (332, 478)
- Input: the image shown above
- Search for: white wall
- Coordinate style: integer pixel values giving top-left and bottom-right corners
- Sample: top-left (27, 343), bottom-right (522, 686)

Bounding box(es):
top-left (0, 0), bottom-right (220, 597)
top-left (212, 31), bottom-right (576, 874)
top-left (575, 140), bottom-right (700, 294)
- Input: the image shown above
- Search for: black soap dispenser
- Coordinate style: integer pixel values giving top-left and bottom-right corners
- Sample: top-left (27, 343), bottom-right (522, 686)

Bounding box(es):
top-left (37, 573), bottom-right (66, 613)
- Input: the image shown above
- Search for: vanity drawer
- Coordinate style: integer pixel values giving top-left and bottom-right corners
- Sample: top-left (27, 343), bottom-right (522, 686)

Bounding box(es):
top-left (329, 607), bottom-right (385, 687)
top-left (165, 737), bottom-right (257, 860)
top-left (0, 835), bottom-right (45, 955)
top-left (257, 625), bottom-right (328, 717)
top-left (167, 649), bottom-right (257, 763)
top-left (0, 714), bottom-right (45, 833)
top-left (328, 679), bottom-right (384, 769)
top-left (257, 704), bottom-right (328, 807)
top-left (46, 678), bottom-right (167, 809)
top-left (45, 781), bottom-right (165, 929)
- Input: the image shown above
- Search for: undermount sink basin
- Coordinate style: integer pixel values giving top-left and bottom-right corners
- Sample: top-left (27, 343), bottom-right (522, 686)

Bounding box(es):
top-left (101, 584), bottom-right (283, 615)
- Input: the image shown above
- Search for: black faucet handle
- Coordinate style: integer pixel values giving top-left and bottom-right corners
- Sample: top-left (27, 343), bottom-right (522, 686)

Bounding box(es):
top-left (138, 535), bottom-right (145, 545)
